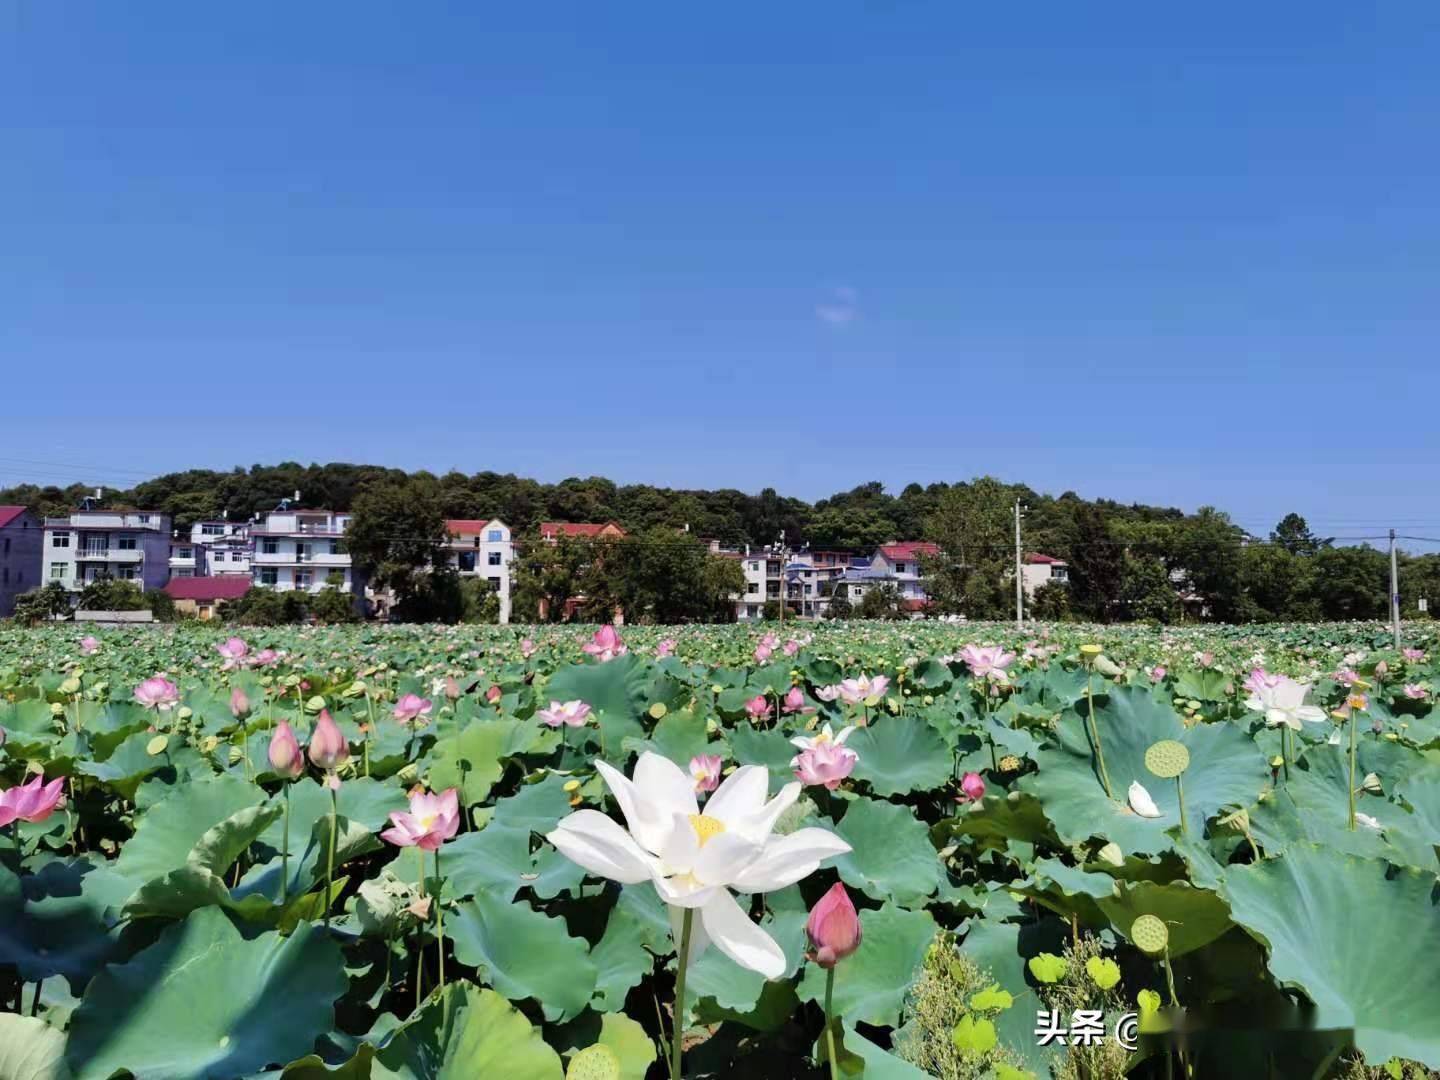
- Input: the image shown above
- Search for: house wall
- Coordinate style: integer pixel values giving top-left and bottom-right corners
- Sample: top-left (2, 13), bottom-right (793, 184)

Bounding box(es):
top-left (448, 519), bottom-right (514, 623)
top-left (0, 511), bottom-right (44, 617)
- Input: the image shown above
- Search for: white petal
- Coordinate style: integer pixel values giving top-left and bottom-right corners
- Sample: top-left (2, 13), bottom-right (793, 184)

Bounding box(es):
top-left (1355, 812), bottom-right (1382, 831)
top-left (650, 872), bottom-right (718, 909)
top-left (634, 752), bottom-right (699, 819)
top-left (700, 889), bottom-right (785, 979)
top-left (546, 812), bottom-right (654, 884)
top-left (1294, 706), bottom-right (1327, 724)
top-left (669, 902), bottom-right (711, 965)
top-left (705, 765), bottom-right (770, 827)
top-left (1127, 781), bottom-right (1163, 819)
top-left (595, 759), bottom-right (671, 854)
top-left (789, 735), bottom-right (814, 751)
top-left (731, 782), bottom-right (801, 844)
top-left (832, 725), bottom-right (856, 745)
top-left (660, 812), bottom-right (700, 874)
top-left (693, 831), bottom-right (762, 887)
top-left (728, 828), bottom-right (852, 894)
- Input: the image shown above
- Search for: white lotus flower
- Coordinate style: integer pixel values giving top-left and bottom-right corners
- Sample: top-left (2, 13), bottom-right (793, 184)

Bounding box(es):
top-left (790, 723), bottom-right (855, 752)
top-left (546, 751), bottom-right (851, 978)
top-left (1246, 676), bottom-right (1327, 732)
top-left (1128, 781), bottom-right (1163, 818)
top-left (1355, 812), bottom-right (1382, 831)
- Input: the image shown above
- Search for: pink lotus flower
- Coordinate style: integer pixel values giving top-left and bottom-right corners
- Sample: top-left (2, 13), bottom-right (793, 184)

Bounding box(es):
top-left (837, 675), bottom-right (889, 705)
top-left (960, 644), bottom-right (1016, 680)
top-left (792, 741), bottom-right (858, 790)
top-left (781, 687), bottom-right (814, 715)
top-left (229, 687), bottom-right (250, 718)
top-left (655, 638), bottom-right (677, 659)
top-left (538, 700), bottom-right (592, 728)
top-left (521, 638), bottom-right (536, 659)
top-left (689, 754), bottom-right (723, 793)
top-left (1243, 668), bottom-right (1284, 695)
top-left (1403, 683), bottom-right (1429, 700)
top-left (217, 637), bottom-right (249, 670)
top-left (783, 638), bottom-right (801, 657)
top-left (1197, 651), bottom-right (1215, 669)
top-left (956, 771), bottom-right (986, 803)
top-left (582, 625), bottom-right (627, 663)
top-left (1336, 668), bottom-right (1360, 687)
top-left (308, 710), bottom-right (350, 772)
top-left (486, 684), bottom-right (502, 705)
top-left (814, 684), bottom-right (841, 703)
top-left (806, 882), bottom-right (862, 968)
top-left (1403, 648), bottom-right (1425, 662)
top-left (0, 774), bottom-right (66, 827)
top-left (392, 693), bottom-right (434, 726)
top-left (754, 643), bottom-right (774, 663)
top-left (744, 694), bottom-right (770, 721)
top-left (1148, 666), bottom-right (1167, 682)
top-left (760, 632), bottom-right (779, 650)
top-left (252, 649), bottom-right (280, 667)
top-left (134, 676), bottom-right (180, 711)
top-left (268, 720), bottom-right (305, 779)
top-left (79, 636), bottom-right (99, 655)
top-left (381, 788), bottom-right (460, 851)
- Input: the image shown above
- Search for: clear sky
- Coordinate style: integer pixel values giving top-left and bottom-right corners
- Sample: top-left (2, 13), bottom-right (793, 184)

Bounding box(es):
top-left (3, 4), bottom-right (1438, 543)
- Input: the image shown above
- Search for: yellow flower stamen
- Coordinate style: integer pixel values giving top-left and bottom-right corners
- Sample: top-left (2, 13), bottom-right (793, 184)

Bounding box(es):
top-left (687, 813), bottom-right (726, 847)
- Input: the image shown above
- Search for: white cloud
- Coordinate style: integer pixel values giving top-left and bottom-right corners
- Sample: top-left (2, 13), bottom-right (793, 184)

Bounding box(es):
top-left (815, 286), bottom-right (858, 326)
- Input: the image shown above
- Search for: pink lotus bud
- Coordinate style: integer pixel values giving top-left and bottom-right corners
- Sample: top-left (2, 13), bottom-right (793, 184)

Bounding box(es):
top-left (268, 720), bottom-right (304, 779)
top-left (229, 686), bottom-right (250, 718)
top-left (1375, 661), bottom-right (1389, 679)
top-left (958, 771), bottom-right (986, 803)
top-left (689, 754), bottom-right (723, 793)
top-left (79, 636), bottom-right (99, 655)
top-left (444, 676), bottom-right (460, 701)
top-left (486, 684), bottom-right (502, 705)
top-left (307, 710), bottom-right (350, 772)
top-left (806, 882), bottom-right (862, 968)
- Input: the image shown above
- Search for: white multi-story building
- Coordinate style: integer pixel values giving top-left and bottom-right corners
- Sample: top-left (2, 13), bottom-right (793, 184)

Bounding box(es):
top-left (250, 510), bottom-right (357, 595)
top-left (169, 520), bottom-right (253, 578)
top-left (44, 510), bottom-right (173, 593)
top-left (1021, 553), bottom-right (1069, 597)
top-left (445, 518), bottom-right (513, 623)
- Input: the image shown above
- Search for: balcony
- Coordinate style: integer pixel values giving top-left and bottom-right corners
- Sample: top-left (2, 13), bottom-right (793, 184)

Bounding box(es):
top-left (75, 548), bottom-right (144, 563)
top-left (253, 549), bottom-right (350, 566)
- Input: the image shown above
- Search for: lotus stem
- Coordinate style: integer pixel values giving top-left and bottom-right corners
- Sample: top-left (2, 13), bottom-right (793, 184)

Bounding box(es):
top-left (672, 908), bottom-right (694, 1080)
top-left (1347, 715), bottom-right (1357, 831)
top-left (324, 784), bottom-right (338, 930)
top-left (434, 848), bottom-right (445, 992)
top-left (823, 965), bottom-right (841, 1080)
top-left (1175, 775), bottom-right (1187, 835)
top-left (280, 782), bottom-right (291, 906)
top-left (1280, 727), bottom-right (1291, 783)
top-left (1086, 673), bottom-right (1114, 799)
top-left (1162, 946), bottom-right (1179, 1008)
top-left (364, 691), bottom-right (375, 778)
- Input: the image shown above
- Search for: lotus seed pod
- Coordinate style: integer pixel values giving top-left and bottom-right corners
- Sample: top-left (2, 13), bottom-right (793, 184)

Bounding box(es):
top-left (648, 702), bottom-right (667, 719)
top-left (1131, 914), bottom-right (1169, 956)
top-left (396, 762), bottom-right (420, 785)
top-left (305, 695), bottom-right (327, 714)
top-left (999, 754), bottom-right (1022, 773)
top-left (1080, 644), bottom-right (1102, 658)
top-left (342, 681), bottom-right (366, 698)
top-left (59, 676), bottom-right (82, 696)
top-left (49, 701), bottom-right (64, 717)
top-left (1144, 740), bottom-right (1190, 779)
top-left (566, 1044), bottom-right (621, 1080)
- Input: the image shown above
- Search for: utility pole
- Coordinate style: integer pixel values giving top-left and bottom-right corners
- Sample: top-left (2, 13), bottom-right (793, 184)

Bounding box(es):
top-left (777, 531), bottom-right (785, 629)
top-left (1013, 501), bottom-right (1025, 629)
top-left (1390, 528), bottom-right (1401, 649)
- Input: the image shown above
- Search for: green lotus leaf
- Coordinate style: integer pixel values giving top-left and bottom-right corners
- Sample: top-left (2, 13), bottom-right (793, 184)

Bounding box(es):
top-left (449, 891), bottom-right (597, 1022)
top-left (112, 775), bottom-right (263, 885)
top-left (0, 857), bottom-right (132, 985)
top-left (371, 982), bottom-right (562, 1080)
top-left (1222, 843), bottom-right (1440, 1068)
top-left (65, 907), bottom-right (346, 1080)
top-left (545, 657), bottom-right (648, 762)
top-left (797, 903), bottom-right (936, 1028)
top-left (831, 796), bottom-right (940, 907)
top-left (728, 724), bottom-right (799, 782)
top-left (1097, 880), bottom-right (1231, 958)
top-left (846, 718), bottom-right (953, 796)
top-left (563, 1013), bottom-right (655, 1080)
top-left (425, 718), bottom-right (535, 805)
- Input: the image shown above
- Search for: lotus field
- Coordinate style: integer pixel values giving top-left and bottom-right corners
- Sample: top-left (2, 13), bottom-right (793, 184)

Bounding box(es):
top-left (2, 620), bottom-right (1439, 1079)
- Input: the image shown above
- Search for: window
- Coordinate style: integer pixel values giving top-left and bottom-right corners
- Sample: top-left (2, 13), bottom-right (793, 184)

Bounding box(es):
top-left (487, 530), bottom-right (503, 542)
top-left (50, 563), bottom-right (66, 579)
top-left (116, 535), bottom-right (137, 550)
top-left (258, 568), bottom-right (278, 586)
top-left (52, 533), bottom-right (70, 548)
top-left (487, 577), bottom-right (501, 592)
top-left (202, 523), bottom-right (224, 535)
top-left (137, 514), bottom-right (150, 523)
top-left (177, 548), bottom-right (192, 559)
top-left (176, 569), bottom-right (193, 578)
top-left (328, 540), bottom-right (340, 555)
top-left (894, 562), bottom-right (906, 575)
top-left (117, 566), bottom-right (137, 580)
top-left (457, 551), bottom-right (477, 572)
top-left (747, 582), bottom-right (759, 595)
top-left (261, 538), bottom-right (279, 554)
top-left (488, 551), bottom-right (502, 566)
top-left (295, 570), bottom-right (313, 588)
top-left (296, 543), bottom-right (311, 563)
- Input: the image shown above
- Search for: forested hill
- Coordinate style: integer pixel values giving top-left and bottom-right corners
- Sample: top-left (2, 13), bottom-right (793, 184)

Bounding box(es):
top-left (1, 462), bottom-right (1184, 551)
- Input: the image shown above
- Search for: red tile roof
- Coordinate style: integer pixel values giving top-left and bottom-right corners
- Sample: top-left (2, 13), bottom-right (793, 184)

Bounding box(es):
top-left (539, 521), bottom-right (626, 540)
top-left (447, 519), bottom-right (498, 535)
top-left (0, 506), bottom-right (30, 529)
top-left (878, 541), bottom-right (940, 561)
top-left (1024, 553), bottom-right (1066, 565)
top-left (164, 577), bottom-right (253, 601)
top-left (902, 598), bottom-right (932, 612)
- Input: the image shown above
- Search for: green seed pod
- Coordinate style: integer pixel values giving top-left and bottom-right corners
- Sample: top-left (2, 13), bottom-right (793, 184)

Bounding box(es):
top-left (305, 695), bottom-right (327, 714)
top-left (1144, 740), bottom-right (1190, 779)
top-left (566, 1044), bottom-right (621, 1080)
top-left (59, 676), bottom-right (82, 696)
top-left (1131, 914), bottom-right (1169, 956)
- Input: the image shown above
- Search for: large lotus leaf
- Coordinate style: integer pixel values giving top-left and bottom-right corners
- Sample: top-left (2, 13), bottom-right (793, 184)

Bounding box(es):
top-left (1174, 668), bottom-right (1233, 703)
top-left (960, 916), bottom-right (1069, 1076)
top-left (489, 773), bottom-right (572, 835)
top-left (1249, 745), bottom-right (1436, 870)
top-left (0, 1015), bottom-right (71, 1080)
top-left (937, 791), bottom-right (1062, 854)
top-left (837, 1024), bottom-right (931, 1079)
top-left (797, 903), bottom-right (936, 1028)
top-left (66, 907), bottom-right (347, 1080)
top-left (681, 901), bottom-right (808, 1023)
top-left (122, 802), bottom-right (280, 919)
top-left (74, 730), bottom-right (187, 798)
top-left (556, 1012), bottom-right (657, 1080)
top-left (257, 776), bottom-right (405, 853)
top-left (425, 719), bottom-right (535, 805)
top-left (1021, 688), bottom-right (1267, 854)
top-left (112, 775), bottom-right (263, 885)
top-left (1222, 843), bottom-right (1440, 1068)
top-left (1011, 857), bottom-right (1116, 927)
top-left (448, 891), bottom-right (597, 1022)
top-left (0, 857), bottom-right (132, 985)
top-left (438, 825), bottom-right (580, 902)
top-left (728, 724), bottom-right (798, 782)
top-left (623, 707), bottom-right (717, 768)
top-left (544, 656), bottom-right (648, 762)
top-left (1395, 761), bottom-right (1440, 846)
top-left (370, 982), bottom-right (562, 1080)
top-left (1097, 880), bottom-right (1232, 958)
top-left (589, 904), bottom-right (657, 1012)
top-left (832, 796), bottom-right (940, 907)
top-left (846, 718), bottom-right (953, 796)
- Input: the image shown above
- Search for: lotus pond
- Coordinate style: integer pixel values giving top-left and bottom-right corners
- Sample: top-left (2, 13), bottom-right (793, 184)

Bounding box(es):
top-left (1, 621), bottom-right (1438, 1079)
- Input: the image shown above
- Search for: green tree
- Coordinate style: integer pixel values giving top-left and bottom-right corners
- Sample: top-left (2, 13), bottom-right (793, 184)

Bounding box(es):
top-left (1307, 545), bottom-right (1388, 620)
top-left (346, 475), bottom-right (450, 612)
top-left (77, 578), bottom-right (149, 612)
top-left (922, 477), bottom-right (1014, 617)
top-left (855, 583), bottom-right (905, 620)
top-left (310, 576), bottom-right (359, 624)
top-left (1065, 504), bottom-right (1124, 621)
top-left (1270, 513), bottom-right (1330, 557)
top-left (1118, 552), bottom-right (1178, 623)
top-left (1237, 544), bottom-right (1314, 621)
top-left (220, 588), bottom-right (310, 625)
top-left (512, 535), bottom-right (593, 622)
top-left (1029, 580), bottom-right (1070, 621)
top-left (12, 582), bottom-right (72, 624)
top-left (825, 590), bottom-right (852, 619)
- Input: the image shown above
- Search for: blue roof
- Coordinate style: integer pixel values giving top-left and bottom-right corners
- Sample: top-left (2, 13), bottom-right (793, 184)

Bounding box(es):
top-left (837, 568), bottom-right (894, 583)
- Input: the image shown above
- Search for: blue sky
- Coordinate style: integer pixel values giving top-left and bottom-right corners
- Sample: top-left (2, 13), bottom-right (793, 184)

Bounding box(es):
top-left (3, 4), bottom-right (1438, 542)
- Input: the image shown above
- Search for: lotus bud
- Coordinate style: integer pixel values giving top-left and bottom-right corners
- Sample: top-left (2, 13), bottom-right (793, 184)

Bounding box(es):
top-left (444, 676), bottom-right (460, 702)
top-left (1362, 772), bottom-right (1383, 795)
top-left (1094, 654), bottom-right (1123, 677)
top-left (1374, 661), bottom-right (1389, 679)
top-left (957, 771), bottom-right (986, 803)
top-left (806, 882), bottom-right (862, 968)
top-left (341, 681), bottom-right (366, 699)
top-left (307, 710), bottom-right (350, 771)
top-left (229, 687), bottom-right (250, 718)
top-left (50, 701), bottom-right (65, 717)
top-left (268, 720), bottom-right (305, 779)
top-left (1096, 841), bottom-right (1124, 867)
